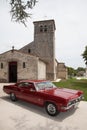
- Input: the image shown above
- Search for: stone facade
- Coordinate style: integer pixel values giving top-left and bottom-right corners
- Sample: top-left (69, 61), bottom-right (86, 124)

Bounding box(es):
top-left (57, 62), bottom-right (68, 79)
top-left (0, 50), bottom-right (46, 82)
top-left (0, 19), bottom-right (67, 82)
top-left (38, 60), bottom-right (46, 79)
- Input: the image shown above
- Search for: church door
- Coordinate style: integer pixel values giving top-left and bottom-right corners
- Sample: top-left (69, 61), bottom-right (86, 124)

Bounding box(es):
top-left (9, 62), bottom-right (17, 82)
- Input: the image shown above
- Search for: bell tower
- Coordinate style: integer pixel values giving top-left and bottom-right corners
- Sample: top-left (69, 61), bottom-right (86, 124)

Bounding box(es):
top-left (33, 20), bottom-right (56, 80)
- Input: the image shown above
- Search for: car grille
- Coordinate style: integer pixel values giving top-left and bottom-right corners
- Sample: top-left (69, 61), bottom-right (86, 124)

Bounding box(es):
top-left (68, 95), bottom-right (84, 106)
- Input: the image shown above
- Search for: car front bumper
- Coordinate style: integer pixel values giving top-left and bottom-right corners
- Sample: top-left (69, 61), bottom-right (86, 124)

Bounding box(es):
top-left (61, 95), bottom-right (84, 111)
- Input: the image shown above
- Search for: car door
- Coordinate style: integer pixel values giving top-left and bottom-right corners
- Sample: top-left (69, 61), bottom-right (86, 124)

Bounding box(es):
top-left (27, 83), bottom-right (44, 106)
top-left (14, 82), bottom-right (27, 99)
top-left (15, 82), bottom-right (44, 105)
top-left (22, 82), bottom-right (44, 105)
top-left (21, 82), bottom-right (36, 102)
top-left (17, 82), bottom-right (37, 103)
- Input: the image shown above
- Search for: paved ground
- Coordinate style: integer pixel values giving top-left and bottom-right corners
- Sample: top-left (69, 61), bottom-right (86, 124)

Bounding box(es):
top-left (0, 83), bottom-right (87, 130)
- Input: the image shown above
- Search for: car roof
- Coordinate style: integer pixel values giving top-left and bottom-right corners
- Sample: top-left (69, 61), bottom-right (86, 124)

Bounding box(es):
top-left (19, 80), bottom-right (47, 83)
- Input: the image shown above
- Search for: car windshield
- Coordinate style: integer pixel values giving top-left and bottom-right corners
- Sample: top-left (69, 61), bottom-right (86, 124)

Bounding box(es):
top-left (35, 81), bottom-right (57, 91)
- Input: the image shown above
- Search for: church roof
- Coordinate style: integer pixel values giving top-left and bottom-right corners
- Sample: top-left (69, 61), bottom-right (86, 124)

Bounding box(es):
top-left (19, 41), bottom-right (34, 50)
top-left (0, 49), bottom-right (37, 58)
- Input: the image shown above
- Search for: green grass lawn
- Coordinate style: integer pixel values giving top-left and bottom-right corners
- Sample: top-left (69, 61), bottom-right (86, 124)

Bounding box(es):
top-left (53, 78), bottom-right (87, 101)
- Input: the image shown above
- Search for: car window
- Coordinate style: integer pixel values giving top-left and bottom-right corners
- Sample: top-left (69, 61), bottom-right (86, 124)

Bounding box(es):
top-left (17, 82), bottom-right (24, 87)
top-left (23, 82), bottom-right (30, 87)
top-left (18, 82), bottom-right (36, 90)
top-left (28, 83), bottom-right (36, 90)
top-left (35, 81), bottom-right (56, 90)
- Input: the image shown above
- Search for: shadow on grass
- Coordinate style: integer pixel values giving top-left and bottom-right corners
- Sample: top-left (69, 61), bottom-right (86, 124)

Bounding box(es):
top-left (1, 95), bottom-right (77, 122)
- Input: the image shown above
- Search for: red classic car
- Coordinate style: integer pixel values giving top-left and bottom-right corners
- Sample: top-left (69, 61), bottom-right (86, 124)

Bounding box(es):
top-left (3, 80), bottom-right (84, 116)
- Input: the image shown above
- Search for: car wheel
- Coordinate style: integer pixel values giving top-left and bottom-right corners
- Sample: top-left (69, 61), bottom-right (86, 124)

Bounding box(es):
top-left (45, 102), bottom-right (59, 116)
top-left (10, 93), bottom-right (17, 101)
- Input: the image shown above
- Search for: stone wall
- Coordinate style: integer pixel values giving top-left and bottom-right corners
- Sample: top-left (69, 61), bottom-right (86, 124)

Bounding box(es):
top-left (0, 50), bottom-right (39, 82)
top-left (38, 60), bottom-right (46, 79)
top-left (57, 63), bottom-right (68, 79)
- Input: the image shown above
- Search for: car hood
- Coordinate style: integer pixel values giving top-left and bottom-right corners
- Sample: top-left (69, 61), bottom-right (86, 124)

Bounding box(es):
top-left (40, 88), bottom-right (81, 100)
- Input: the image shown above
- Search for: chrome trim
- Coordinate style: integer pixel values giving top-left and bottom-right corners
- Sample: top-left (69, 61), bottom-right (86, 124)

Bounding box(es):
top-left (62, 102), bottom-right (79, 110)
top-left (61, 95), bottom-right (84, 110)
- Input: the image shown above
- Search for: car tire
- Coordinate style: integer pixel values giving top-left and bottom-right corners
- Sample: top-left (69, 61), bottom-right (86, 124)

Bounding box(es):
top-left (45, 102), bottom-right (59, 116)
top-left (10, 93), bottom-right (17, 101)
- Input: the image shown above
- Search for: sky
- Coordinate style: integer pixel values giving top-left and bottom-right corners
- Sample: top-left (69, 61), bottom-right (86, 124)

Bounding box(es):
top-left (0, 0), bottom-right (87, 69)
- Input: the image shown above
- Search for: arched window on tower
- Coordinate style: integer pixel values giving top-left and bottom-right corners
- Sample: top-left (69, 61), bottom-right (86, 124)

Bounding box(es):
top-left (40, 25), bottom-right (43, 32)
top-left (44, 25), bottom-right (47, 32)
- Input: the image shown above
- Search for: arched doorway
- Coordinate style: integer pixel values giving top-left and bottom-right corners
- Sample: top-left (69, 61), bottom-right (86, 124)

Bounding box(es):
top-left (9, 62), bottom-right (17, 82)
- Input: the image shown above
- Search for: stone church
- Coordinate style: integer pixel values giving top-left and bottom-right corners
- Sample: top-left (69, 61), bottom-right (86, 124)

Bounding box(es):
top-left (0, 19), bottom-right (67, 83)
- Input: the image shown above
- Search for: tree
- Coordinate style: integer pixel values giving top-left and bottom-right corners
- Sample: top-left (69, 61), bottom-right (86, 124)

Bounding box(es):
top-left (67, 67), bottom-right (76, 78)
top-left (76, 67), bottom-right (85, 72)
top-left (76, 67), bottom-right (85, 77)
top-left (82, 46), bottom-right (87, 76)
top-left (67, 67), bottom-right (85, 78)
top-left (9, 0), bottom-right (37, 26)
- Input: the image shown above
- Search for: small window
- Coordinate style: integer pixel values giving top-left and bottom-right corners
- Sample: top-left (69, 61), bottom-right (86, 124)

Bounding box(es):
top-left (40, 25), bottom-right (43, 32)
top-left (28, 49), bottom-right (31, 53)
top-left (23, 62), bottom-right (26, 68)
top-left (1, 63), bottom-right (3, 69)
top-left (44, 25), bottom-right (47, 32)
